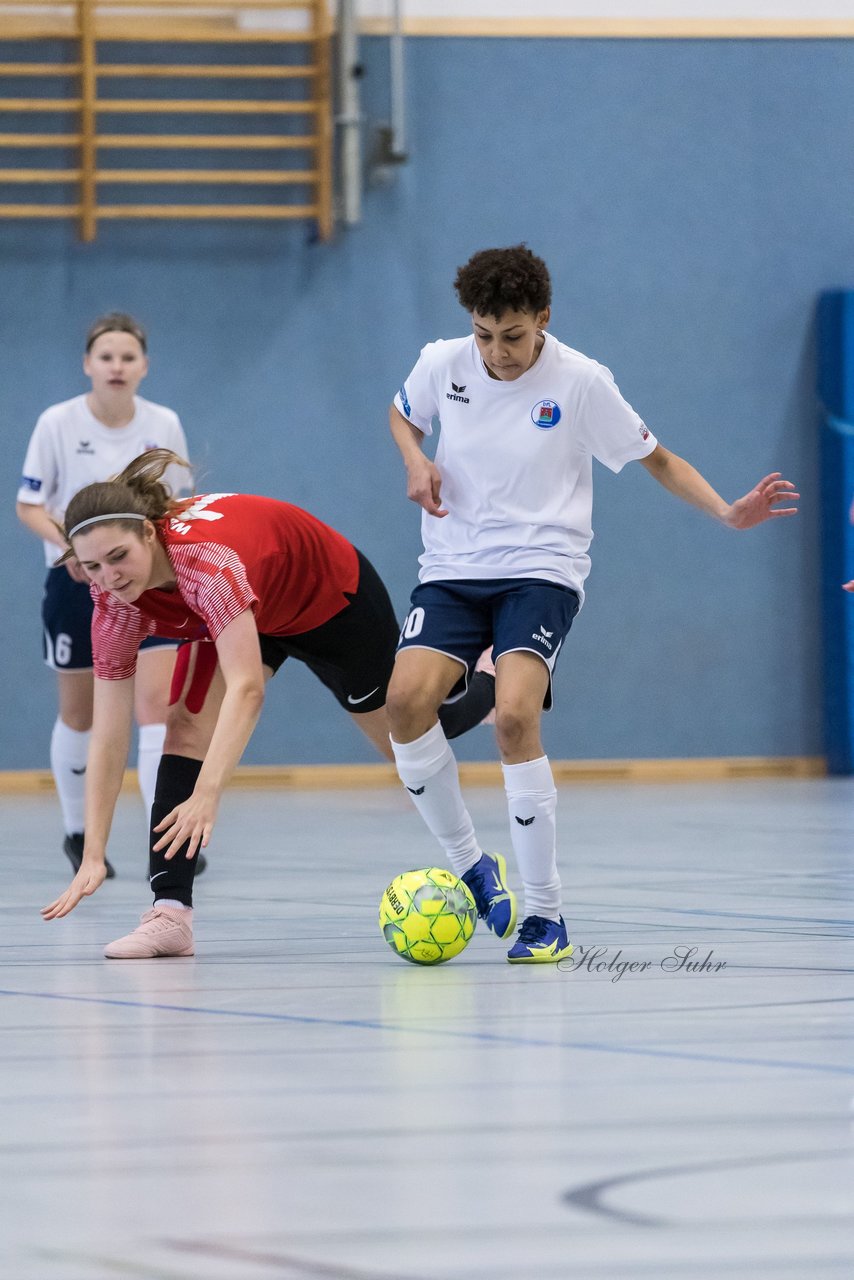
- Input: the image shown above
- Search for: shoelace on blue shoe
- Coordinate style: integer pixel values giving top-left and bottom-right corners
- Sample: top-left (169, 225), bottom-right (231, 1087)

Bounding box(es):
top-left (517, 916), bottom-right (552, 944)
top-left (463, 864), bottom-right (490, 914)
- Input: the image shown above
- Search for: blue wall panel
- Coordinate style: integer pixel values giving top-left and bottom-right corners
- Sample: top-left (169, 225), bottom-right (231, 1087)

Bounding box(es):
top-left (818, 415), bottom-right (854, 773)
top-left (818, 291), bottom-right (854, 419)
top-left (2, 37), bottom-right (849, 767)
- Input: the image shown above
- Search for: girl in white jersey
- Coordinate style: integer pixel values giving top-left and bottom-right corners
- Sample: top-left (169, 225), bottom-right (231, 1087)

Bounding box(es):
top-left (16, 313), bottom-right (193, 878)
top-left (387, 244), bottom-right (800, 963)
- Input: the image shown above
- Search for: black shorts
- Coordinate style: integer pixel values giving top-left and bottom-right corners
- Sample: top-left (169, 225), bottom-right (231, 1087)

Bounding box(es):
top-left (41, 567), bottom-right (177, 672)
top-left (258, 549), bottom-right (398, 714)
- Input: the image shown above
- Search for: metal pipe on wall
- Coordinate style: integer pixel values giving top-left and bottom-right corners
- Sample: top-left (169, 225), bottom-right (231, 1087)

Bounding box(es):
top-left (336, 0), bottom-right (362, 225)
top-left (389, 0), bottom-right (407, 162)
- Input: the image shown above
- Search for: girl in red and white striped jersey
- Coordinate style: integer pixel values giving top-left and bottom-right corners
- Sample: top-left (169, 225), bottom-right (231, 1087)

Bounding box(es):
top-left (40, 449), bottom-right (494, 958)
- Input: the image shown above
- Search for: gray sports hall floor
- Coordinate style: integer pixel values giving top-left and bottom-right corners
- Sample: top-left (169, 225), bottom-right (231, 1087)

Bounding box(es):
top-left (2, 778), bottom-right (853, 1280)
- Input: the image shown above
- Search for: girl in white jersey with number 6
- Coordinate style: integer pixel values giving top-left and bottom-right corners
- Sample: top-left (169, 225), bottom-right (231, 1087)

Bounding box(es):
top-left (16, 313), bottom-right (193, 878)
top-left (386, 244), bottom-right (800, 963)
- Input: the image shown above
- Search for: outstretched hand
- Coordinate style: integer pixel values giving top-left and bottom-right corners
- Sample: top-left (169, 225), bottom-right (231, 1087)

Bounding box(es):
top-left (724, 473), bottom-right (799, 530)
top-left (41, 859), bottom-right (107, 921)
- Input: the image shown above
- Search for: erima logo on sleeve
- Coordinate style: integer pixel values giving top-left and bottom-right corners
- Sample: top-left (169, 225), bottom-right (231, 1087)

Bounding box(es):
top-left (399, 384), bottom-right (412, 416)
top-left (446, 382), bottom-right (469, 403)
top-left (20, 475), bottom-right (42, 492)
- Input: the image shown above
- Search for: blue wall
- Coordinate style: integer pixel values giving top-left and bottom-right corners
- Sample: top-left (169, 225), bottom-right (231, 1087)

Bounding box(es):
top-left (2, 36), bottom-right (848, 768)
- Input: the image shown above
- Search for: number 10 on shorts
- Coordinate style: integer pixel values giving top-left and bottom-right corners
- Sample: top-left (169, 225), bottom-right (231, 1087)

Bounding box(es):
top-left (401, 607), bottom-right (425, 640)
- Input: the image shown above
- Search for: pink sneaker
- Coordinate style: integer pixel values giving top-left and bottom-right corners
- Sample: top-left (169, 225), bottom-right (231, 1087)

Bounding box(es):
top-left (104, 906), bottom-right (194, 959)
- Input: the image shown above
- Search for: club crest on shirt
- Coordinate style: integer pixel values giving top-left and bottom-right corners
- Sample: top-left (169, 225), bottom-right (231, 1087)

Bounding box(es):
top-left (531, 400), bottom-right (561, 429)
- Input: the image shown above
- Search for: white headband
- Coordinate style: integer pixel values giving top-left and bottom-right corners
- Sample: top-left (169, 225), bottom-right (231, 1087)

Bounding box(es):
top-left (68, 512), bottom-right (148, 539)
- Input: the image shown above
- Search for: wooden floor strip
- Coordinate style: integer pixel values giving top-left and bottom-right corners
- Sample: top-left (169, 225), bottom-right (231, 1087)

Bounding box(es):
top-left (359, 18), bottom-right (854, 39)
top-left (0, 755), bottom-right (826, 795)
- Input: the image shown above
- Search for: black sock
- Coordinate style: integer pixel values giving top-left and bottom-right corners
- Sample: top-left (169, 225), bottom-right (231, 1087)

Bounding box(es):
top-left (438, 670), bottom-right (495, 740)
top-left (149, 754), bottom-right (204, 907)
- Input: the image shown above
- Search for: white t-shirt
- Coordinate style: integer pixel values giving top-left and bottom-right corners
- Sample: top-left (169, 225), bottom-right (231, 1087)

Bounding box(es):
top-left (393, 332), bottom-right (657, 604)
top-left (17, 395), bottom-right (191, 567)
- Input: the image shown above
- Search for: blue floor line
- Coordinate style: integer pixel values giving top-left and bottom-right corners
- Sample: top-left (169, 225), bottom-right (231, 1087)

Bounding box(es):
top-left (1, 986), bottom-right (851, 1078)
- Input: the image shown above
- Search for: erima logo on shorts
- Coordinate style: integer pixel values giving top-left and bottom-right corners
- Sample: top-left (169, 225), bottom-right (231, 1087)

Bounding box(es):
top-left (446, 381), bottom-right (469, 404)
top-left (532, 623), bottom-right (554, 651)
top-left (20, 475), bottom-right (42, 492)
top-left (531, 400), bottom-right (561, 429)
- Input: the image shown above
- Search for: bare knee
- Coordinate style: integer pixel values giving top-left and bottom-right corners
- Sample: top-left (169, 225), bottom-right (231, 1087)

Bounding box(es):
top-left (56, 672), bottom-right (93, 732)
top-left (60, 708), bottom-right (93, 733)
top-left (135, 649), bottom-right (175, 725)
top-left (385, 675), bottom-right (441, 742)
top-left (135, 692), bottom-right (169, 725)
top-left (495, 705), bottom-right (541, 761)
top-left (162, 704), bottom-right (210, 758)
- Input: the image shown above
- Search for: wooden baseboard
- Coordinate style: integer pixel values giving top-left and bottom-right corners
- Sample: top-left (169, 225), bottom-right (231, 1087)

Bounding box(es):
top-left (3, 13), bottom-right (850, 43)
top-left (359, 18), bottom-right (854, 40)
top-left (0, 755), bottom-right (826, 795)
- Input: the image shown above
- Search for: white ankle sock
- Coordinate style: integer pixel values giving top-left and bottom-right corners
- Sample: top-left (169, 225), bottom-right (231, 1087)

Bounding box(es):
top-left (155, 899), bottom-right (191, 912)
top-left (50, 717), bottom-right (89, 835)
top-left (137, 722), bottom-right (166, 820)
top-left (502, 755), bottom-right (561, 922)
top-left (390, 722), bottom-right (481, 876)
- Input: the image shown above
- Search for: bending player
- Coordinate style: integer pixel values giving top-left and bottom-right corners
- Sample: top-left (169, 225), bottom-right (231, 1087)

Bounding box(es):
top-left (39, 449), bottom-right (494, 957)
top-left (16, 313), bottom-right (192, 877)
top-left (385, 243), bottom-right (799, 963)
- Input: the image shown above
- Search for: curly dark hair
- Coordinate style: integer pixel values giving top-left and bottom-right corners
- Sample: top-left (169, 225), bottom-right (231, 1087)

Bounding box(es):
top-left (453, 245), bottom-right (552, 319)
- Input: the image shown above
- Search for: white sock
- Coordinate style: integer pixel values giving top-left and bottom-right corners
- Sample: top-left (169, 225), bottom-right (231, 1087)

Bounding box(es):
top-left (50, 717), bottom-right (90, 835)
top-left (502, 755), bottom-right (561, 922)
top-left (390, 722), bottom-right (482, 876)
top-left (155, 899), bottom-right (191, 912)
top-left (137, 722), bottom-right (166, 821)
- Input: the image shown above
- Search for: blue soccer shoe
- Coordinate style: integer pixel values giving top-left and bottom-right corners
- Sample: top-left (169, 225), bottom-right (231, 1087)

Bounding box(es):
top-left (507, 914), bottom-right (574, 964)
top-left (461, 851), bottom-right (517, 940)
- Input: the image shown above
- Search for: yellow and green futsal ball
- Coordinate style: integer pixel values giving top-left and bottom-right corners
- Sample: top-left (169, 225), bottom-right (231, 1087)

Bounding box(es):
top-left (379, 866), bottom-right (477, 965)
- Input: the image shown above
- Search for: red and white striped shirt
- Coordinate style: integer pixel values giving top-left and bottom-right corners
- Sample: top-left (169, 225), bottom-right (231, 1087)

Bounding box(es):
top-left (90, 493), bottom-right (359, 680)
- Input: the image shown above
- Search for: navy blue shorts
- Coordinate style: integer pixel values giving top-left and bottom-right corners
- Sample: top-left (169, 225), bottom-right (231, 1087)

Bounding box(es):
top-left (397, 577), bottom-right (580, 710)
top-left (41, 567), bottom-right (177, 672)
